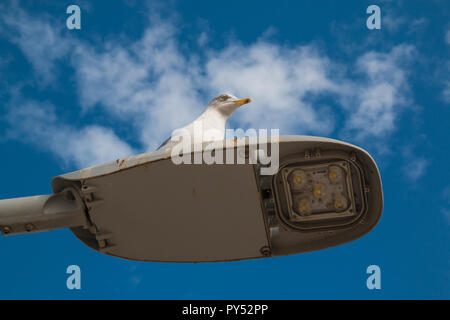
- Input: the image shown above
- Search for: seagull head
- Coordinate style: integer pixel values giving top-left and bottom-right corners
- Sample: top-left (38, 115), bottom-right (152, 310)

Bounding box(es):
top-left (206, 93), bottom-right (252, 117)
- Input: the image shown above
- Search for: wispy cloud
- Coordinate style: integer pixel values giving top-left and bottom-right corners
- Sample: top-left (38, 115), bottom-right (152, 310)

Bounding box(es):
top-left (73, 21), bottom-right (204, 150)
top-left (206, 43), bottom-right (339, 134)
top-left (383, 14), bottom-right (427, 35)
top-left (443, 82), bottom-right (450, 103)
top-left (402, 157), bottom-right (428, 181)
top-left (400, 141), bottom-right (429, 182)
top-left (443, 186), bottom-right (450, 202)
top-left (72, 26), bottom-right (345, 146)
top-left (444, 29), bottom-right (450, 103)
top-left (0, 4), bottom-right (71, 84)
top-left (341, 45), bottom-right (415, 140)
top-left (379, 1), bottom-right (428, 35)
top-left (5, 99), bottom-right (134, 168)
top-left (0, 4), bottom-right (417, 168)
top-left (130, 275), bottom-right (143, 287)
top-left (441, 186), bottom-right (450, 225)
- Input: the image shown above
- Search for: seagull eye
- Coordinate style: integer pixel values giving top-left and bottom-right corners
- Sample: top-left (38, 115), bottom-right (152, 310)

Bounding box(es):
top-left (219, 95), bottom-right (228, 101)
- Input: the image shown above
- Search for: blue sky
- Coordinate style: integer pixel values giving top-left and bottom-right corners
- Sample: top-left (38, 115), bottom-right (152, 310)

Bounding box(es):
top-left (0, 0), bottom-right (449, 299)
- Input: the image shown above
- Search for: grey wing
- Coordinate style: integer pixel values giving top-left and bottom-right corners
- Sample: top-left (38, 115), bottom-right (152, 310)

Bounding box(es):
top-left (157, 136), bottom-right (172, 150)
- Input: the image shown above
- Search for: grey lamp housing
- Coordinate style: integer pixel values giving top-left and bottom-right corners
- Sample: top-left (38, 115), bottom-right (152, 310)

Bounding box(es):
top-left (0, 135), bottom-right (382, 262)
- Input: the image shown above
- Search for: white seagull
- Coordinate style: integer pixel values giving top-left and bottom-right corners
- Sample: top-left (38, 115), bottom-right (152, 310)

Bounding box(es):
top-left (158, 93), bottom-right (252, 149)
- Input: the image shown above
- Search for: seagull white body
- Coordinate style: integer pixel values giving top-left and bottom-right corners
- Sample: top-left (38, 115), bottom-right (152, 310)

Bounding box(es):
top-left (158, 94), bottom-right (251, 149)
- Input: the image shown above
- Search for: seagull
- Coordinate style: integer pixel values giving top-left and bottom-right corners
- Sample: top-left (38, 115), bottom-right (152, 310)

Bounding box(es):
top-left (158, 93), bottom-right (252, 149)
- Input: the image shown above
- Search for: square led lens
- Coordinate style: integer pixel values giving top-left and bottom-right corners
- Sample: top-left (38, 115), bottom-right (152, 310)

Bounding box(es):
top-left (282, 161), bottom-right (357, 222)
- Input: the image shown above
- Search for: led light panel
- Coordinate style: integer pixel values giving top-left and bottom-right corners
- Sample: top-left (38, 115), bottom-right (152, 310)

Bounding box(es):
top-left (281, 161), bottom-right (357, 222)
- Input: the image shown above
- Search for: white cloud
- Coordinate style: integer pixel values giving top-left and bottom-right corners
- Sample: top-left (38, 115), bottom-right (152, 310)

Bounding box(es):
top-left (443, 82), bottom-right (450, 103)
top-left (382, 14), bottom-right (407, 33)
top-left (442, 186), bottom-right (450, 225)
top-left (73, 22), bottom-right (204, 150)
top-left (205, 43), bottom-right (339, 134)
top-left (130, 275), bottom-right (143, 287)
top-left (442, 209), bottom-right (450, 225)
top-left (71, 33), bottom-right (415, 147)
top-left (6, 100), bottom-right (134, 168)
top-left (0, 5), bottom-right (416, 168)
top-left (381, 3), bottom-right (427, 35)
top-left (443, 186), bottom-right (450, 203)
top-left (341, 45), bottom-right (414, 140)
top-left (442, 30), bottom-right (450, 104)
top-left (402, 157), bottom-right (428, 181)
top-left (72, 26), bottom-right (345, 146)
top-left (0, 5), bottom-right (71, 83)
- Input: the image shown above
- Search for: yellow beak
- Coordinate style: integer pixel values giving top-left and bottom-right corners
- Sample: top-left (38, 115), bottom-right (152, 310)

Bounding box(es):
top-left (234, 97), bottom-right (252, 106)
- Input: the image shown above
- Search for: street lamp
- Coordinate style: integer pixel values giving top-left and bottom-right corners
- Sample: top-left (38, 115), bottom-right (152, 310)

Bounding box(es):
top-left (0, 135), bottom-right (382, 262)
